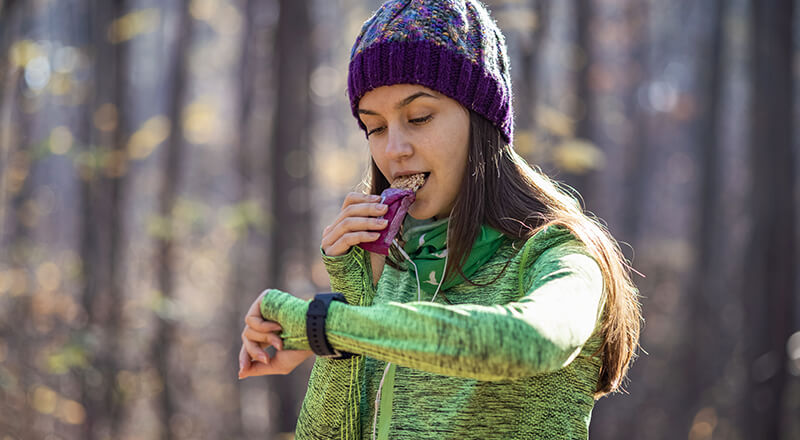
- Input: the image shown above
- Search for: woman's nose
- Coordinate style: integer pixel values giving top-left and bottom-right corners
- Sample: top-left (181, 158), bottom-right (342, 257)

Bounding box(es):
top-left (385, 129), bottom-right (413, 160)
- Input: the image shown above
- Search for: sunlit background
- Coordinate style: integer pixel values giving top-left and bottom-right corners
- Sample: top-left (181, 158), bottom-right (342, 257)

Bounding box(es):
top-left (0, 0), bottom-right (798, 439)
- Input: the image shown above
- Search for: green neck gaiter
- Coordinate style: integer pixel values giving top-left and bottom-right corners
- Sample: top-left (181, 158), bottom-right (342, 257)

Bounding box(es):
top-left (401, 217), bottom-right (507, 296)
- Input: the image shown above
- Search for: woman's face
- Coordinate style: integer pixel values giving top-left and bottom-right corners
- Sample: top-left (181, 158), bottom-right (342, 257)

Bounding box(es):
top-left (358, 84), bottom-right (470, 220)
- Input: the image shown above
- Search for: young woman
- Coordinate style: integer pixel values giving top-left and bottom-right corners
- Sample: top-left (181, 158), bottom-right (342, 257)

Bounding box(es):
top-left (238, 1), bottom-right (642, 439)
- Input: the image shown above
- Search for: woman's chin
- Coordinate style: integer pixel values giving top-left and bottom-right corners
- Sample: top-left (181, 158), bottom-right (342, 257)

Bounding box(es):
top-left (407, 211), bottom-right (431, 221)
top-left (407, 204), bottom-right (435, 220)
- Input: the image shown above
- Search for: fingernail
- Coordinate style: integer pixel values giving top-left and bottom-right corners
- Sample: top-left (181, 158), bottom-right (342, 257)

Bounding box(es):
top-left (378, 204), bottom-right (387, 210)
top-left (370, 195), bottom-right (381, 201)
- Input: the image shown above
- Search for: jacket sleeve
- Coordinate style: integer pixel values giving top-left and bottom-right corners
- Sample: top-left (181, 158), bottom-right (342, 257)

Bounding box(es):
top-left (263, 240), bottom-right (605, 382)
top-left (278, 245), bottom-right (376, 350)
top-left (288, 246), bottom-right (375, 440)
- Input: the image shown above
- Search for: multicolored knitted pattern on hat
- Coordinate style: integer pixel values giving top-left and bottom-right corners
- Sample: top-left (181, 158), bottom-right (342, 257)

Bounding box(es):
top-left (348, 0), bottom-right (514, 143)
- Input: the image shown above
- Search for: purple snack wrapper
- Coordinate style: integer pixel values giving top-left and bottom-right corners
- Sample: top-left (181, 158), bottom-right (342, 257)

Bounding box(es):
top-left (358, 188), bottom-right (415, 255)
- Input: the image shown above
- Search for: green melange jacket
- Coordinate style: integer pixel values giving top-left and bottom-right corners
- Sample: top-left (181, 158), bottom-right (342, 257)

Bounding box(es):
top-left (261, 225), bottom-right (606, 439)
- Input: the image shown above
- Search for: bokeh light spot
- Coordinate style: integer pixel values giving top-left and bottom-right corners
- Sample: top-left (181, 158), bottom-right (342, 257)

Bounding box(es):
top-left (127, 115), bottom-right (170, 159)
top-left (30, 385), bottom-right (58, 415)
top-left (49, 126), bottom-right (73, 155)
top-left (9, 40), bottom-right (44, 67)
top-left (49, 73), bottom-right (73, 96)
top-left (537, 106), bottom-right (575, 137)
top-left (689, 407), bottom-right (717, 440)
top-left (311, 65), bottom-right (341, 100)
top-left (93, 103), bottom-right (119, 132)
top-left (24, 56), bottom-right (51, 92)
top-left (103, 149), bottom-right (129, 178)
top-left (182, 99), bottom-right (217, 144)
top-left (7, 269), bottom-right (28, 296)
top-left (787, 331), bottom-right (800, 376)
top-left (189, 0), bottom-right (217, 21)
top-left (36, 262), bottom-right (61, 292)
top-left (56, 399), bottom-right (86, 425)
top-left (52, 46), bottom-right (79, 73)
top-left (315, 150), bottom-right (360, 190)
top-left (552, 139), bottom-right (606, 174)
top-left (108, 8), bottom-right (161, 43)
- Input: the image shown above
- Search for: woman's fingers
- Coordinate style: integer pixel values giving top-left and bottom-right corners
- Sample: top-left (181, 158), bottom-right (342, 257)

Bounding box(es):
top-left (243, 309), bottom-right (283, 350)
top-left (243, 326), bottom-right (284, 351)
top-left (239, 349), bottom-right (315, 378)
top-left (341, 230), bottom-right (382, 247)
top-left (341, 192), bottom-right (381, 209)
top-left (321, 193), bottom-right (389, 256)
top-left (238, 337), bottom-right (279, 378)
top-left (323, 217), bottom-right (386, 247)
top-left (238, 343), bottom-right (251, 372)
top-left (242, 329), bottom-right (270, 364)
top-left (330, 203), bottom-right (389, 232)
top-left (322, 216), bottom-right (388, 255)
top-left (339, 215), bottom-right (390, 231)
top-left (245, 315), bottom-right (282, 333)
top-left (342, 200), bottom-right (389, 218)
top-left (239, 290), bottom-right (301, 379)
top-left (324, 232), bottom-right (380, 257)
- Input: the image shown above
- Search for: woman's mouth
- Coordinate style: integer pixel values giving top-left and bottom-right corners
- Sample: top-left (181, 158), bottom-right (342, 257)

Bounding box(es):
top-left (419, 172), bottom-right (431, 191)
top-left (391, 172), bottom-right (430, 192)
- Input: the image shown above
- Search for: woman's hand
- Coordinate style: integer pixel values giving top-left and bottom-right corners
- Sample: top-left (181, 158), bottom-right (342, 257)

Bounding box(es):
top-left (238, 292), bottom-right (314, 378)
top-left (238, 347), bottom-right (313, 378)
top-left (321, 192), bottom-right (388, 257)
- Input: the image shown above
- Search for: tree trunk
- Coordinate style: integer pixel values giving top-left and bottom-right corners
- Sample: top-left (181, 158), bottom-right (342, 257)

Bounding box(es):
top-left (151, 2), bottom-right (192, 438)
top-left (267, 0), bottom-right (313, 434)
top-left (226, 0), bottom-right (257, 437)
top-left (745, 0), bottom-right (796, 438)
top-left (79, 0), bottom-right (129, 438)
top-left (0, 4), bottom-right (33, 436)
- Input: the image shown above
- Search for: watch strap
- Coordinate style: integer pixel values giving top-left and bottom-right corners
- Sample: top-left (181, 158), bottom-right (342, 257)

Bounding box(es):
top-left (306, 293), bottom-right (355, 359)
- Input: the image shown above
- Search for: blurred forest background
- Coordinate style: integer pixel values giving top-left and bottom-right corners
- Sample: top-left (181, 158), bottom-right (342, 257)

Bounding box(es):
top-left (0, 0), bottom-right (798, 439)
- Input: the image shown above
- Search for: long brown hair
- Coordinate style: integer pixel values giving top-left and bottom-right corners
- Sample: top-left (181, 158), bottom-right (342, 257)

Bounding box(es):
top-left (366, 110), bottom-right (642, 398)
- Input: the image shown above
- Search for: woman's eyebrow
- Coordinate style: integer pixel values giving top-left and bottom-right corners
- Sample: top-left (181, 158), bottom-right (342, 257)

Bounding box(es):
top-left (358, 91), bottom-right (439, 115)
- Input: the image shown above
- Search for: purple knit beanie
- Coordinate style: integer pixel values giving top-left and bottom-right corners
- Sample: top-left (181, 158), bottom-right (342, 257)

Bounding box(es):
top-left (348, 0), bottom-right (514, 144)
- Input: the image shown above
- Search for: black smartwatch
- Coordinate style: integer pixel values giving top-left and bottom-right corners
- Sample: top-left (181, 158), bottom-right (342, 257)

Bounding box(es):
top-left (306, 293), bottom-right (355, 359)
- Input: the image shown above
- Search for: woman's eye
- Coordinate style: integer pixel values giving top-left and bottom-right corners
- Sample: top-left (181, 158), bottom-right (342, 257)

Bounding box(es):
top-left (366, 116), bottom-right (430, 137)
top-left (410, 115), bottom-right (432, 124)
top-left (367, 126), bottom-right (385, 137)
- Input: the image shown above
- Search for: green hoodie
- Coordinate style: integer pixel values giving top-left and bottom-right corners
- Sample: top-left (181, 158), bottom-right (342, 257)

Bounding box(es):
top-left (261, 225), bottom-right (606, 439)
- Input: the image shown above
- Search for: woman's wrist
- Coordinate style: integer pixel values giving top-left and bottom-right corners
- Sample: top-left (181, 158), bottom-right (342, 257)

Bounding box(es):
top-left (260, 289), bottom-right (310, 345)
top-left (321, 244), bottom-right (364, 275)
